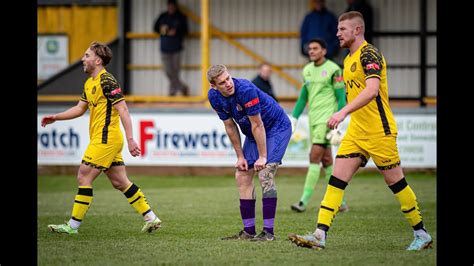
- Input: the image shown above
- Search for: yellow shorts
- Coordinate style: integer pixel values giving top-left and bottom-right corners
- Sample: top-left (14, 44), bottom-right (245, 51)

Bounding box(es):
top-left (82, 141), bottom-right (124, 170)
top-left (336, 135), bottom-right (401, 170)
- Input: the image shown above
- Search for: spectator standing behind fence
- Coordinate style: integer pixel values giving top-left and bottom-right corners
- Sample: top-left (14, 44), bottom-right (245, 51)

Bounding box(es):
top-left (300, 0), bottom-right (339, 60)
top-left (153, 0), bottom-right (189, 96)
top-left (252, 63), bottom-right (278, 102)
top-left (345, 0), bottom-right (374, 44)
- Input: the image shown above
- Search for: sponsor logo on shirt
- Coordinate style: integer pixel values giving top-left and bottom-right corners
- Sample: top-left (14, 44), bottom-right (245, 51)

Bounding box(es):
top-left (236, 104), bottom-right (243, 111)
top-left (244, 98), bottom-right (259, 108)
top-left (111, 88), bottom-right (122, 95)
top-left (321, 70), bottom-right (327, 77)
top-left (366, 63), bottom-right (380, 70)
top-left (92, 86), bottom-right (96, 94)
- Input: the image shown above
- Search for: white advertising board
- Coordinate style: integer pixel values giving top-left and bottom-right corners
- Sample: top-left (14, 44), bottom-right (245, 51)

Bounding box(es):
top-left (38, 35), bottom-right (69, 80)
top-left (37, 112), bottom-right (436, 168)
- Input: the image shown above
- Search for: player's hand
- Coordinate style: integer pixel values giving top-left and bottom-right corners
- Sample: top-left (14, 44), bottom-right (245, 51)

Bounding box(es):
top-left (288, 115), bottom-right (298, 134)
top-left (236, 157), bottom-right (248, 171)
top-left (128, 138), bottom-right (141, 157)
top-left (326, 128), bottom-right (343, 145)
top-left (254, 156), bottom-right (267, 172)
top-left (41, 115), bottom-right (57, 127)
top-left (327, 111), bottom-right (346, 130)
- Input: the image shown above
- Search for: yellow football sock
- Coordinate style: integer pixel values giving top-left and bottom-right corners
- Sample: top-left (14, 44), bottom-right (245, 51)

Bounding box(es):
top-left (390, 178), bottom-right (423, 228)
top-left (123, 183), bottom-right (152, 216)
top-left (317, 176), bottom-right (347, 229)
top-left (71, 186), bottom-right (93, 222)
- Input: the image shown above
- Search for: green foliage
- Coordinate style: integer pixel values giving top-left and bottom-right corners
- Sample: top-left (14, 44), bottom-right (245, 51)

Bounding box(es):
top-left (38, 173), bottom-right (436, 265)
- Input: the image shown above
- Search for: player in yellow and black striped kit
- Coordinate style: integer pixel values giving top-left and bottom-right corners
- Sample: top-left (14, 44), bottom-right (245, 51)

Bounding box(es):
top-left (288, 11), bottom-right (433, 251)
top-left (41, 42), bottom-right (162, 234)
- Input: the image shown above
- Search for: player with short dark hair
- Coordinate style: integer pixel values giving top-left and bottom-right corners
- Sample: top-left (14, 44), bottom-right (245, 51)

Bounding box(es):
top-left (207, 64), bottom-right (291, 241)
top-left (288, 11), bottom-right (433, 251)
top-left (289, 38), bottom-right (348, 213)
top-left (41, 41), bottom-right (162, 234)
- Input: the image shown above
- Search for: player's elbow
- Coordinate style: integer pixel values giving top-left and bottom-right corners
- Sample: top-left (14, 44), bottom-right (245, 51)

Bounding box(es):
top-left (114, 102), bottom-right (129, 114)
top-left (75, 106), bottom-right (88, 117)
top-left (251, 122), bottom-right (264, 132)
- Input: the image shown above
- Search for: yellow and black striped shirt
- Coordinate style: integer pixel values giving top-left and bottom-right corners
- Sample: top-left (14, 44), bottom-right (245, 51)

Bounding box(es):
top-left (343, 41), bottom-right (397, 139)
top-left (80, 68), bottom-right (125, 144)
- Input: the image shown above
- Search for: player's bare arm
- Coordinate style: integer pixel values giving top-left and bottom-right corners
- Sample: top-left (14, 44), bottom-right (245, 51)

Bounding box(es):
top-left (41, 101), bottom-right (88, 127)
top-left (248, 113), bottom-right (267, 171)
top-left (114, 100), bottom-right (140, 157)
top-left (223, 118), bottom-right (247, 171)
top-left (328, 78), bottom-right (380, 129)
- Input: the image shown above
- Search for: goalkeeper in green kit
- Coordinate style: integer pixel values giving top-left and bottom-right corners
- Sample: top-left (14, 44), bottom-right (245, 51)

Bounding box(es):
top-left (289, 38), bottom-right (348, 213)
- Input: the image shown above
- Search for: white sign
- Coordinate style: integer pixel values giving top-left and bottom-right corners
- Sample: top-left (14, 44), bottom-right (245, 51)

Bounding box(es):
top-left (38, 35), bottom-right (69, 80)
top-left (37, 112), bottom-right (436, 168)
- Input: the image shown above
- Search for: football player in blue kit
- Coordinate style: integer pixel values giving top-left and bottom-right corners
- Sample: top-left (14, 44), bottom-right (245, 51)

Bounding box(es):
top-left (207, 64), bottom-right (292, 241)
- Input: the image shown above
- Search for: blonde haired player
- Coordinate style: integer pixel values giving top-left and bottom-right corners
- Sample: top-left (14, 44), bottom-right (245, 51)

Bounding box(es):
top-left (42, 42), bottom-right (161, 234)
top-left (288, 11), bottom-right (433, 251)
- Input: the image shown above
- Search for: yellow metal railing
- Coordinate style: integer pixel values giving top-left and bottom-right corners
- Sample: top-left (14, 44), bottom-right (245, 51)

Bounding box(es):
top-left (127, 64), bottom-right (304, 70)
top-left (423, 97), bottom-right (437, 105)
top-left (37, 95), bottom-right (207, 103)
top-left (126, 31), bottom-right (299, 39)
top-left (200, 0), bottom-right (210, 101)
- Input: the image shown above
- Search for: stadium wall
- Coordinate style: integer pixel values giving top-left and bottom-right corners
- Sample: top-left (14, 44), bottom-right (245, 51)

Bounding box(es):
top-left (127, 0), bottom-right (436, 98)
top-left (37, 5), bottom-right (118, 63)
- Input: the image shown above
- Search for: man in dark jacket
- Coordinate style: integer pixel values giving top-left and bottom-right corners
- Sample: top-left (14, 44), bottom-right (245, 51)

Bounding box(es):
top-left (300, 0), bottom-right (339, 59)
top-left (252, 63), bottom-right (278, 102)
top-left (154, 0), bottom-right (189, 96)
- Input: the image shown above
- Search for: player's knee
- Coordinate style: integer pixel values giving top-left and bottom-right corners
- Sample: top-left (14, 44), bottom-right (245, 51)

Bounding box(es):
top-left (309, 157), bottom-right (322, 164)
top-left (110, 179), bottom-right (127, 191)
top-left (235, 171), bottom-right (253, 187)
top-left (321, 156), bottom-right (333, 167)
top-left (258, 163), bottom-right (278, 198)
top-left (76, 175), bottom-right (93, 187)
top-left (257, 163), bottom-right (278, 182)
top-left (235, 170), bottom-right (247, 180)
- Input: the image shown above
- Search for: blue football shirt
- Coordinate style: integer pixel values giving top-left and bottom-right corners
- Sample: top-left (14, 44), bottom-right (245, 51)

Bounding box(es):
top-left (208, 78), bottom-right (290, 140)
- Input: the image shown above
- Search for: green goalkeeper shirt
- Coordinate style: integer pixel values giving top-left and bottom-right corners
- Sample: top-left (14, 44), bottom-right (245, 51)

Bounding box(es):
top-left (292, 59), bottom-right (346, 125)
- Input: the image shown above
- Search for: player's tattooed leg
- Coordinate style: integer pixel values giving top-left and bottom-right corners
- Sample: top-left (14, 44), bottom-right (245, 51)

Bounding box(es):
top-left (259, 163), bottom-right (278, 198)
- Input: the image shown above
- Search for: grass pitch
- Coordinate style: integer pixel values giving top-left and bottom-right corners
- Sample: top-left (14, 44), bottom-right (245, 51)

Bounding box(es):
top-left (38, 171), bottom-right (436, 265)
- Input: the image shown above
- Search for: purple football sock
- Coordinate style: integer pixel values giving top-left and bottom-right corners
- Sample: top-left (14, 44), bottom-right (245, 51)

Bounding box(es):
top-left (240, 199), bottom-right (256, 235)
top-left (262, 197), bottom-right (277, 235)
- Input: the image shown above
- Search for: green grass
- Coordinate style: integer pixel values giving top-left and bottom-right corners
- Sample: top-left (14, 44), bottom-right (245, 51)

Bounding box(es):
top-left (38, 172), bottom-right (436, 265)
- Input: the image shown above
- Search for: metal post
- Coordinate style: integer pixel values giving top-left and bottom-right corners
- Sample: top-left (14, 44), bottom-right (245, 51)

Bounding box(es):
top-left (118, 0), bottom-right (131, 94)
top-left (420, 0), bottom-right (427, 106)
top-left (200, 0), bottom-right (210, 99)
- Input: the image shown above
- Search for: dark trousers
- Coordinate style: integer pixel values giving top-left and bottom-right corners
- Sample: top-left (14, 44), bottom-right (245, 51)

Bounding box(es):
top-left (161, 51), bottom-right (189, 96)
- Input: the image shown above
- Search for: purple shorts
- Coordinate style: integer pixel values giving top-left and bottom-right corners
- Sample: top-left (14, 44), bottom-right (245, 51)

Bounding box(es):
top-left (243, 126), bottom-right (292, 168)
